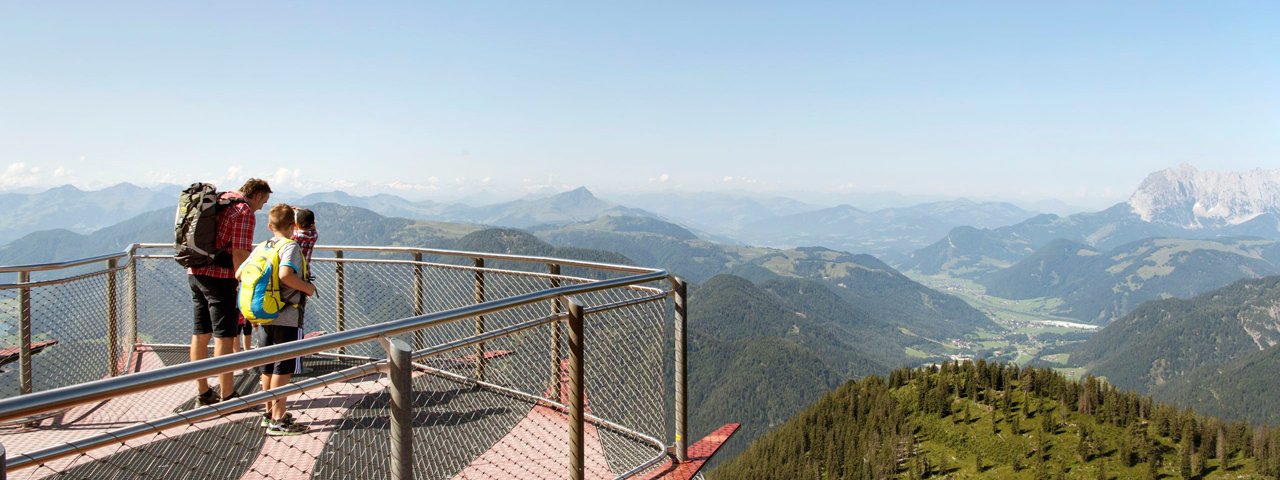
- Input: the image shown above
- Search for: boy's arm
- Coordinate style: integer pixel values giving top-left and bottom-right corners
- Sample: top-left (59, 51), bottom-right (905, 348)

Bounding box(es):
top-left (279, 266), bottom-right (316, 297)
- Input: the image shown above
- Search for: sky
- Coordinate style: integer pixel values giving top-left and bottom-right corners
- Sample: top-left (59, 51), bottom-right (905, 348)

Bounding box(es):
top-left (1, 2), bottom-right (1277, 208)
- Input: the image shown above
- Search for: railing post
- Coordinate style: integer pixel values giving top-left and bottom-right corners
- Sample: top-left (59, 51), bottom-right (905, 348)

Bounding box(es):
top-left (566, 297), bottom-right (585, 480)
top-left (473, 257), bottom-right (485, 381)
top-left (126, 249), bottom-right (138, 355)
top-left (335, 250), bottom-right (345, 355)
top-left (673, 277), bottom-right (689, 462)
top-left (413, 252), bottom-right (425, 351)
top-left (549, 264), bottom-right (562, 402)
top-left (383, 337), bottom-right (414, 480)
top-left (106, 258), bottom-right (119, 377)
top-left (18, 271), bottom-right (32, 395)
top-left (1, 441), bottom-right (7, 480)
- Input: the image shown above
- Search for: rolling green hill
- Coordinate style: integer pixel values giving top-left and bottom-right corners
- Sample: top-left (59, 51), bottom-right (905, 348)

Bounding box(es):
top-left (744, 247), bottom-right (999, 339)
top-left (712, 361), bottom-right (1280, 479)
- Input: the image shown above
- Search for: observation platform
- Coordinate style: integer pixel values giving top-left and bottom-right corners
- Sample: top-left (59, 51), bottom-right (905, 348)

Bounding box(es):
top-left (0, 244), bottom-right (737, 479)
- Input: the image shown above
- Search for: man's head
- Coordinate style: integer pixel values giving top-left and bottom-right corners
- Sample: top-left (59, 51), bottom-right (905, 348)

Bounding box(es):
top-left (268, 204), bottom-right (296, 236)
top-left (240, 178), bottom-right (273, 211)
top-left (295, 208), bottom-right (315, 230)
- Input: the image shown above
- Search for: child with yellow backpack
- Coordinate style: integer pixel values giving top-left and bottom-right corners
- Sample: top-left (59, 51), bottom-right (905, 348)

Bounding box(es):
top-left (236, 204), bottom-right (316, 436)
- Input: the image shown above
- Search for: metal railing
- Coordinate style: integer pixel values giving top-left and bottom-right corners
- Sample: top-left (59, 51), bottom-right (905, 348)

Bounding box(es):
top-left (0, 243), bottom-right (691, 479)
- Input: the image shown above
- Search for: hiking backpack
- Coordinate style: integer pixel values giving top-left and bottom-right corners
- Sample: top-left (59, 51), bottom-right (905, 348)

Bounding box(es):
top-left (238, 238), bottom-right (307, 323)
top-left (173, 183), bottom-right (244, 268)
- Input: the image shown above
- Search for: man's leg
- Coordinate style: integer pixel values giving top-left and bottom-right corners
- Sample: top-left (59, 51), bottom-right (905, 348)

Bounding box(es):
top-left (188, 276), bottom-right (215, 395)
top-left (190, 333), bottom-right (212, 393)
top-left (207, 276), bottom-right (240, 399)
top-left (214, 337), bottom-right (236, 396)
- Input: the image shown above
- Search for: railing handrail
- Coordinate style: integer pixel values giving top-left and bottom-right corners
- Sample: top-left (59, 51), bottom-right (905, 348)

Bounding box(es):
top-left (0, 242), bottom-right (663, 277)
top-left (134, 242), bottom-right (662, 275)
top-left (0, 266), bottom-right (671, 422)
top-left (0, 250), bottom-right (130, 274)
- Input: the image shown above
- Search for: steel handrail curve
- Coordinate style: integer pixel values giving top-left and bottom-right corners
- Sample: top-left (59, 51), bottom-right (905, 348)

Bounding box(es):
top-left (0, 268), bottom-right (671, 422)
top-left (0, 242), bottom-right (662, 286)
top-left (0, 251), bottom-right (128, 274)
top-left (134, 242), bottom-right (663, 275)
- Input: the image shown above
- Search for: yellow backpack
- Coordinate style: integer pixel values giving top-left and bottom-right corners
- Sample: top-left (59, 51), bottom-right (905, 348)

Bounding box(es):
top-left (238, 238), bottom-right (306, 323)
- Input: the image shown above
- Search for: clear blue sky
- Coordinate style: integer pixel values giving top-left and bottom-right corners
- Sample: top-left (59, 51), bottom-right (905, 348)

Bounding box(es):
top-left (1, 2), bottom-right (1276, 206)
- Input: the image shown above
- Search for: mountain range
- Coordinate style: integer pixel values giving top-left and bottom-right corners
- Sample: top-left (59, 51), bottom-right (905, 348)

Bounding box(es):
top-left (0, 183), bottom-right (176, 245)
top-left (1130, 164), bottom-right (1280, 228)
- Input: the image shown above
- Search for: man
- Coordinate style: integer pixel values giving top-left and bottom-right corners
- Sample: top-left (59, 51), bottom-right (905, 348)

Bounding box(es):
top-left (189, 178), bottom-right (271, 404)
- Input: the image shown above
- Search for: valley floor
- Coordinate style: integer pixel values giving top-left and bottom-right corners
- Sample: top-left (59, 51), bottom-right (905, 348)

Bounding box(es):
top-left (905, 273), bottom-right (1096, 376)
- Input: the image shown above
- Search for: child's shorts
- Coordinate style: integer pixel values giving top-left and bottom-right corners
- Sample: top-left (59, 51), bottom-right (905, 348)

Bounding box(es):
top-left (257, 325), bottom-right (303, 375)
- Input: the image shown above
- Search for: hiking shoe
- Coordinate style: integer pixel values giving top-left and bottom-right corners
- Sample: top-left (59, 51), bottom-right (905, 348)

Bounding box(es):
top-left (196, 388), bottom-right (219, 406)
top-left (266, 416), bottom-right (308, 436)
top-left (262, 412), bottom-right (292, 427)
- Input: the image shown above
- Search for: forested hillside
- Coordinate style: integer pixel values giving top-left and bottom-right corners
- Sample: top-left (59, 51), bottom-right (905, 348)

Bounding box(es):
top-left (688, 274), bottom-right (914, 466)
top-left (713, 361), bottom-right (1280, 479)
top-left (1074, 276), bottom-right (1280, 394)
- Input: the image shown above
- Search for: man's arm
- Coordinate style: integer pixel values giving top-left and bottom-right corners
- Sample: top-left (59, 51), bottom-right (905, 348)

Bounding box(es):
top-left (232, 249), bottom-right (251, 272)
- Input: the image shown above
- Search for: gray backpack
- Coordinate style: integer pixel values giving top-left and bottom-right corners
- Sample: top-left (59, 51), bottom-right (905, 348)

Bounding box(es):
top-left (173, 183), bottom-right (244, 268)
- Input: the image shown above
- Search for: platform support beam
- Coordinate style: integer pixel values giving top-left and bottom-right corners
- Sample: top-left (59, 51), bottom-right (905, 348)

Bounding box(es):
top-left (673, 276), bottom-right (689, 462)
top-left (567, 297), bottom-right (585, 480)
top-left (384, 337), bottom-right (414, 480)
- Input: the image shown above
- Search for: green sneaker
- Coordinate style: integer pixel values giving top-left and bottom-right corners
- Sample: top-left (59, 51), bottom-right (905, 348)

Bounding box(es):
top-left (262, 412), bottom-right (292, 427)
top-left (266, 415), bottom-right (307, 436)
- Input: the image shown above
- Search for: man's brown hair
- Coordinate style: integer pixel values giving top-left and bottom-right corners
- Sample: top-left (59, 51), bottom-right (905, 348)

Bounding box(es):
top-left (269, 204), bottom-right (296, 233)
top-left (241, 178), bottom-right (273, 199)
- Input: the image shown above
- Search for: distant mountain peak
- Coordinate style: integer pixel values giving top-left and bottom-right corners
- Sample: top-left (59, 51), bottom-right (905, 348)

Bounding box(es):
top-left (1128, 165), bottom-right (1280, 228)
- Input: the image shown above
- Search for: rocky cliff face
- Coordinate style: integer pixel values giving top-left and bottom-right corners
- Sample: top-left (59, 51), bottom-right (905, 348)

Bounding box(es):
top-left (1129, 165), bottom-right (1280, 228)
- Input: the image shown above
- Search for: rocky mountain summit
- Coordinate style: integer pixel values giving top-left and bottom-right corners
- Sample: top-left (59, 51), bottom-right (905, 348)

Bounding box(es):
top-left (1129, 164), bottom-right (1280, 228)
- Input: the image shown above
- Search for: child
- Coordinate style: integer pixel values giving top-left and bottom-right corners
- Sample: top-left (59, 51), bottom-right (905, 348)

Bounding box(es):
top-left (292, 208), bottom-right (318, 267)
top-left (238, 204), bottom-right (315, 436)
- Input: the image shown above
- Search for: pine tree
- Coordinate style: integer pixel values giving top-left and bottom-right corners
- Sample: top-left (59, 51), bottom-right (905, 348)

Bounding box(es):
top-left (1195, 444), bottom-right (1207, 478)
top-left (1218, 427), bottom-right (1230, 471)
top-left (1180, 438), bottom-right (1193, 480)
top-left (1120, 432), bottom-right (1134, 468)
top-left (1096, 459), bottom-right (1107, 480)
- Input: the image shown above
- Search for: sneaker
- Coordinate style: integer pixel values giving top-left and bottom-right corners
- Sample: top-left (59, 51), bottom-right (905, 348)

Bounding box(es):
top-left (196, 388), bottom-right (219, 406)
top-left (261, 412), bottom-right (292, 427)
top-left (266, 416), bottom-right (308, 436)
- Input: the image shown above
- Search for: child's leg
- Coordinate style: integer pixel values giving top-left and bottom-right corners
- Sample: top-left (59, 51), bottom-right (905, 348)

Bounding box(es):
top-left (260, 373), bottom-right (275, 413)
top-left (269, 373), bottom-right (292, 420)
top-left (240, 323), bottom-right (253, 351)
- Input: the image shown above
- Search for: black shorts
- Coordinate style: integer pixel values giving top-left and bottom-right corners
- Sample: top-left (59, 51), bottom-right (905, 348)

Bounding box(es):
top-left (257, 325), bottom-right (302, 376)
top-left (189, 275), bottom-right (239, 339)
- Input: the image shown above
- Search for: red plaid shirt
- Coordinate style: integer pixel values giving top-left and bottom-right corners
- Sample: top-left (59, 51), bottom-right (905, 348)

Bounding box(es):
top-left (188, 191), bottom-right (255, 279)
top-left (292, 227), bottom-right (318, 264)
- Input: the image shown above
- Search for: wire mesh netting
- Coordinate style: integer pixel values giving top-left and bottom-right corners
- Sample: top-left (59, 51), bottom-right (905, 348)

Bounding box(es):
top-left (0, 247), bottom-right (677, 479)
